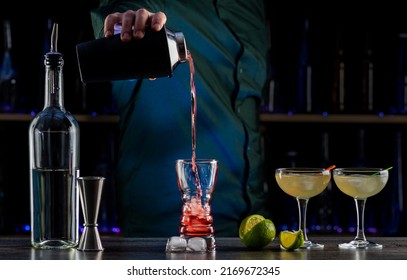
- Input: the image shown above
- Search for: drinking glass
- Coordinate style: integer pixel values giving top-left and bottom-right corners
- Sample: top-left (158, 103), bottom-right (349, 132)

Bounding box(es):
top-left (166, 159), bottom-right (218, 253)
top-left (275, 168), bottom-right (332, 249)
top-left (333, 168), bottom-right (389, 249)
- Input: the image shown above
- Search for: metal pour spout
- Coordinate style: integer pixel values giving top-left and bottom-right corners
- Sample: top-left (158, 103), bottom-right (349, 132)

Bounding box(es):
top-left (50, 23), bottom-right (58, 53)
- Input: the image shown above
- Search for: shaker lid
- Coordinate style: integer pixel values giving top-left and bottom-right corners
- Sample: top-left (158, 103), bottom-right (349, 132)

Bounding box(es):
top-left (174, 31), bottom-right (187, 62)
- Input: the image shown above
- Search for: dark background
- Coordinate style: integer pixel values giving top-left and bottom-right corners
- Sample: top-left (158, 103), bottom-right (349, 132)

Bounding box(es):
top-left (0, 1), bottom-right (407, 236)
top-left (0, 1), bottom-right (108, 114)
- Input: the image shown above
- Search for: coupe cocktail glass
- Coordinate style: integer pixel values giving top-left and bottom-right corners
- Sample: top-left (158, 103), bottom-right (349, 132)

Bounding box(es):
top-left (333, 168), bottom-right (389, 249)
top-left (275, 168), bottom-right (332, 249)
top-left (175, 159), bottom-right (218, 252)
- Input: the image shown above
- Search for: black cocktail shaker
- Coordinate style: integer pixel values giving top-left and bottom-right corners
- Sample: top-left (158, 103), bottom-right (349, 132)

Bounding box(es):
top-left (76, 26), bottom-right (187, 82)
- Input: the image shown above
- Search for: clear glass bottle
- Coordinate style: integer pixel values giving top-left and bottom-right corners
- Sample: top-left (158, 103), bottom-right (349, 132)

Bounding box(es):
top-left (29, 23), bottom-right (80, 249)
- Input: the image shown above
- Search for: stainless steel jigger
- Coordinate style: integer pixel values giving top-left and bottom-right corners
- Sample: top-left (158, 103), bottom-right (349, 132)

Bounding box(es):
top-left (77, 176), bottom-right (105, 251)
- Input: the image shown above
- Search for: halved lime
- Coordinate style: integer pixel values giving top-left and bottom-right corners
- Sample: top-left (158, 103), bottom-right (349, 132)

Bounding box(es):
top-left (279, 229), bottom-right (304, 250)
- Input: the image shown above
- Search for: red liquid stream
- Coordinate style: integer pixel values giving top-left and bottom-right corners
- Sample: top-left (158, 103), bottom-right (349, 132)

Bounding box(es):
top-left (179, 51), bottom-right (213, 236)
top-left (188, 51), bottom-right (197, 164)
top-left (187, 51), bottom-right (201, 195)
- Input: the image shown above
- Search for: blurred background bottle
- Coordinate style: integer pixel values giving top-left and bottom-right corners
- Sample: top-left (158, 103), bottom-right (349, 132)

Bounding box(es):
top-left (396, 33), bottom-right (407, 114)
top-left (297, 18), bottom-right (313, 113)
top-left (0, 20), bottom-right (19, 112)
top-left (262, 30), bottom-right (281, 113)
top-left (0, 165), bottom-right (4, 233)
top-left (361, 32), bottom-right (374, 113)
top-left (314, 132), bottom-right (336, 233)
top-left (331, 31), bottom-right (346, 113)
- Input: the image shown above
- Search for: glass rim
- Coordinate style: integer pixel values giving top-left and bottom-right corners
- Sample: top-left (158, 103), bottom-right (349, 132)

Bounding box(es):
top-left (77, 176), bottom-right (105, 181)
top-left (275, 167), bottom-right (328, 173)
top-left (176, 159), bottom-right (218, 164)
top-left (332, 167), bottom-right (389, 174)
top-left (333, 167), bottom-right (388, 172)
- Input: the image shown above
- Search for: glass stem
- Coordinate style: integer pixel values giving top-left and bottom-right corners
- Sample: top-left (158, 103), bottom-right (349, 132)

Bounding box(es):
top-left (354, 198), bottom-right (367, 241)
top-left (297, 198), bottom-right (309, 241)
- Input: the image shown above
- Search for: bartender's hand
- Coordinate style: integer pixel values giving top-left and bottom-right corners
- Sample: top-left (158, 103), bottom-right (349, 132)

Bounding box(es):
top-left (104, 9), bottom-right (167, 42)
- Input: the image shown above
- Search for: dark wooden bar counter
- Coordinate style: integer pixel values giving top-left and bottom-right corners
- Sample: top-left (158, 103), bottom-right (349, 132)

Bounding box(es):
top-left (1, 235), bottom-right (406, 260)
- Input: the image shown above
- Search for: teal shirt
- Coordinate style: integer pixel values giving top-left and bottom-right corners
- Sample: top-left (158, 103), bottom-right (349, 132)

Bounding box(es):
top-left (91, 0), bottom-right (268, 237)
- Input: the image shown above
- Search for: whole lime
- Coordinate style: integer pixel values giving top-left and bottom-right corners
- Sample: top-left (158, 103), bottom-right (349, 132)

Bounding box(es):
top-left (239, 214), bottom-right (276, 249)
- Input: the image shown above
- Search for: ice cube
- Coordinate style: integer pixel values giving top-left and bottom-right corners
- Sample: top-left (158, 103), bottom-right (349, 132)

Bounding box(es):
top-left (190, 197), bottom-right (203, 216)
top-left (187, 237), bottom-right (207, 252)
top-left (165, 236), bottom-right (187, 252)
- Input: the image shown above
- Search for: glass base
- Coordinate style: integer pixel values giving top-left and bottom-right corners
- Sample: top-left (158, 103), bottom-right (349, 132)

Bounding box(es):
top-left (338, 239), bottom-right (383, 249)
top-left (32, 239), bottom-right (78, 250)
top-left (302, 240), bottom-right (324, 249)
top-left (165, 235), bottom-right (216, 253)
